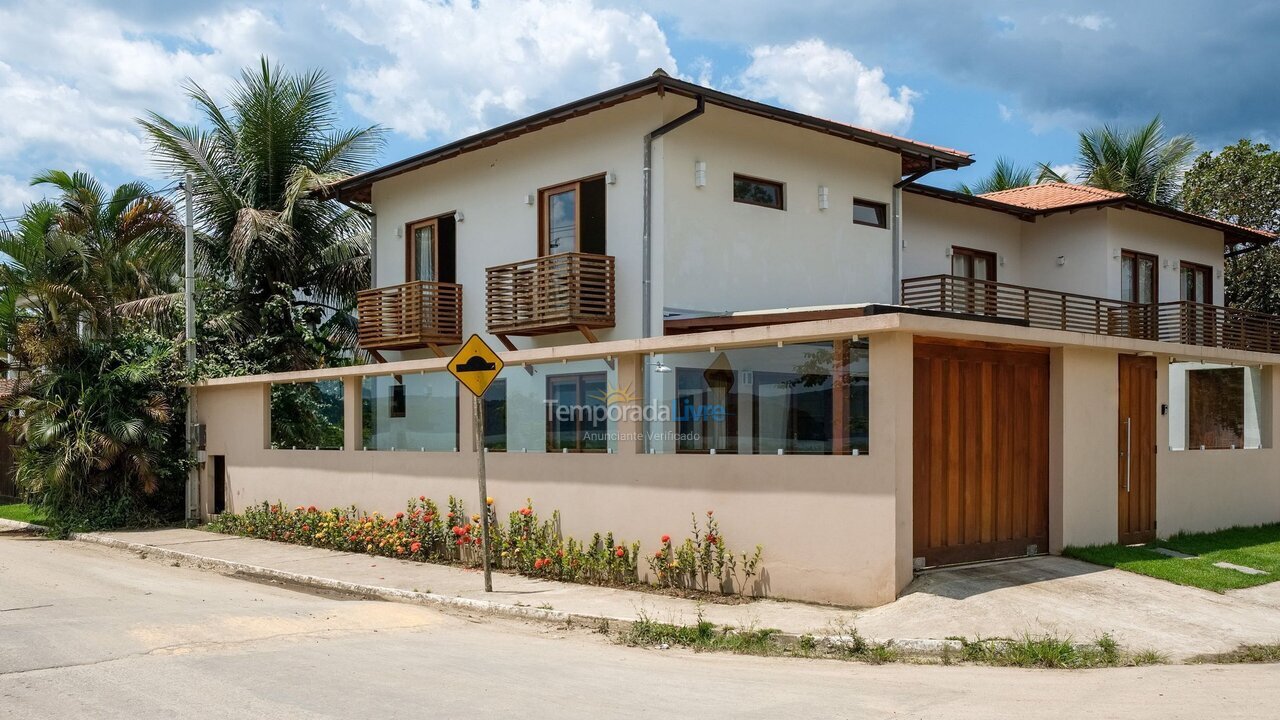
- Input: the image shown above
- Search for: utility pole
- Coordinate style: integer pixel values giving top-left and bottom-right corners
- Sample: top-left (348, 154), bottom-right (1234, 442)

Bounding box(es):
top-left (183, 173), bottom-right (199, 523)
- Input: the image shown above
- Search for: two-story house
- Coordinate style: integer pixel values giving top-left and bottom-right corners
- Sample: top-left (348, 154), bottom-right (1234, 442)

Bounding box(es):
top-left (195, 71), bottom-right (1279, 606)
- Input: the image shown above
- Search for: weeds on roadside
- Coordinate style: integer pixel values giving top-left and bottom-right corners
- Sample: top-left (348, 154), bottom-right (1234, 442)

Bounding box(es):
top-left (951, 633), bottom-right (1145, 668)
top-left (1191, 643), bottom-right (1280, 664)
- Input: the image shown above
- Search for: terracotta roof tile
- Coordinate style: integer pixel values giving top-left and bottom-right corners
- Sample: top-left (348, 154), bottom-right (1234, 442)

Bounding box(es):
top-left (979, 182), bottom-right (1126, 210)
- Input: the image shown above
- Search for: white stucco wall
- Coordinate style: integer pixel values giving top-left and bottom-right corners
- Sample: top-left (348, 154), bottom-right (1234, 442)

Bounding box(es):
top-left (659, 102), bottom-right (901, 314)
top-left (369, 95), bottom-right (665, 358)
top-left (901, 193), bottom-right (1025, 283)
top-left (1104, 208), bottom-right (1225, 305)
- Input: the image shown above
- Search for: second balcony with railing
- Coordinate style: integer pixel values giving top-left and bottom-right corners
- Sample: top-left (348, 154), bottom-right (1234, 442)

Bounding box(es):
top-left (901, 274), bottom-right (1280, 354)
top-left (356, 280), bottom-right (463, 353)
top-left (485, 252), bottom-right (616, 340)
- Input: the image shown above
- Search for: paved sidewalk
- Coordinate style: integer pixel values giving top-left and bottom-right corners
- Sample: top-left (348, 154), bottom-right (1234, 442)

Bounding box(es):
top-left (72, 527), bottom-right (1280, 659)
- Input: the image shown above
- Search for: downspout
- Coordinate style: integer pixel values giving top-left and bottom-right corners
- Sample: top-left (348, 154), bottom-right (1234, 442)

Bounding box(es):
top-left (891, 160), bottom-right (940, 304)
top-left (642, 90), bottom-right (705, 453)
top-left (643, 92), bottom-right (704, 339)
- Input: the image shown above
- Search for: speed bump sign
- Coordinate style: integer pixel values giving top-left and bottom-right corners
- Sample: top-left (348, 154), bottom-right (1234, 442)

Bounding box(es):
top-left (448, 334), bottom-right (505, 397)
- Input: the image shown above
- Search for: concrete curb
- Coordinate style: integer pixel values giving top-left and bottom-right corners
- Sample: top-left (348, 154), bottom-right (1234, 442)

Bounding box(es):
top-left (67, 531), bottom-right (959, 657)
top-left (0, 518), bottom-right (47, 532)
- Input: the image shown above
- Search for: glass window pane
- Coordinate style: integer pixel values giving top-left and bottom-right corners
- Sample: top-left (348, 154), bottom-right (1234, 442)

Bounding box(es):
top-left (483, 379), bottom-right (507, 451)
top-left (361, 373), bottom-right (458, 451)
top-left (1169, 362), bottom-right (1264, 451)
top-left (654, 340), bottom-right (869, 455)
top-left (1121, 256), bottom-right (1134, 302)
top-left (1138, 258), bottom-right (1154, 303)
top-left (1181, 267), bottom-right (1193, 302)
top-left (547, 189), bottom-right (576, 254)
top-left (973, 256), bottom-right (988, 280)
top-left (951, 254), bottom-right (967, 277)
top-left (414, 224), bottom-right (435, 281)
top-left (270, 380), bottom-right (344, 449)
top-left (853, 200), bottom-right (886, 227)
top-left (733, 176), bottom-right (783, 209)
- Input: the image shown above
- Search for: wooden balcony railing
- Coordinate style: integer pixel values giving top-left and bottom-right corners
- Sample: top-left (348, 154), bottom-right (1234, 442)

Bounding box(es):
top-left (356, 280), bottom-right (463, 351)
top-left (486, 252), bottom-right (616, 338)
top-left (902, 274), bottom-right (1280, 354)
top-left (1155, 301), bottom-right (1280, 353)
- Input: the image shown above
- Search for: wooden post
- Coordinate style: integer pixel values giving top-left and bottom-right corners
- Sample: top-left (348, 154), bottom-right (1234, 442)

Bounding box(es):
top-left (832, 339), bottom-right (850, 455)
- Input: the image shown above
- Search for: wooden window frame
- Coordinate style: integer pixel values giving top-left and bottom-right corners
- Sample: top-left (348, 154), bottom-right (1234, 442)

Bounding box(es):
top-left (404, 213), bottom-right (450, 283)
top-left (732, 174), bottom-right (785, 210)
top-left (1180, 260), bottom-right (1213, 304)
top-left (537, 174), bottom-right (606, 256)
top-left (852, 198), bottom-right (888, 229)
top-left (1120, 249), bottom-right (1159, 305)
top-left (950, 246), bottom-right (997, 282)
top-left (545, 371), bottom-right (608, 453)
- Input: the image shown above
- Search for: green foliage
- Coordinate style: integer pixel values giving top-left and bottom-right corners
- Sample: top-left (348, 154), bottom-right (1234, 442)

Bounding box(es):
top-left (1064, 522), bottom-right (1280, 592)
top-left (954, 634), bottom-right (1125, 668)
top-left (956, 156), bottom-right (1039, 195)
top-left (625, 611), bottom-right (780, 655)
top-left (140, 57), bottom-right (384, 373)
top-left (1038, 116), bottom-right (1195, 205)
top-left (0, 503), bottom-right (47, 525)
top-left (646, 511), bottom-right (763, 595)
top-left (269, 380), bottom-right (344, 449)
top-left (1192, 643), bottom-right (1280, 664)
top-left (0, 172), bottom-right (187, 533)
top-left (8, 331), bottom-right (188, 534)
top-left (1183, 140), bottom-right (1280, 314)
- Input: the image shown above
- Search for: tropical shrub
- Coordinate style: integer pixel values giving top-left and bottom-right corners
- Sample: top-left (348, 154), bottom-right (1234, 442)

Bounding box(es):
top-left (209, 496), bottom-right (763, 596)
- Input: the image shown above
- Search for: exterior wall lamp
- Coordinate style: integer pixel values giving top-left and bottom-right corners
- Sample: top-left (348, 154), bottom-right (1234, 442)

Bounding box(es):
top-left (694, 161), bottom-right (707, 188)
top-left (818, 185), bottom-right (829, 210)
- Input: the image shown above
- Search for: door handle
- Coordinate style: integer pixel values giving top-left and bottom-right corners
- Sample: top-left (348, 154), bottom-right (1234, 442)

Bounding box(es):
top-left (1124, 417), bottom-right (1132, 493)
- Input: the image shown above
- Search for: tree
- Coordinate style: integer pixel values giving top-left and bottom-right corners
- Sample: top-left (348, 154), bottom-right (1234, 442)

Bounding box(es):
top-left (138, 57), bottom-right (385, 372)
top-left (956, 156), bottom-right (1040, 195)
top-left (1182, 140), bottom-right (1280, 314)
top-left (0, 174), bottom-right (187, 531)
top-left (1038, 116), bottom-right (1195, 205)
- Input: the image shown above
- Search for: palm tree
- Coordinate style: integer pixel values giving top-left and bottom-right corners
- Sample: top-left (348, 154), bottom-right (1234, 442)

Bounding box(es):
top-left (138, 57), bottom-right (385, 370)
top-left (1038, 117), bottom-right (1195, 206)
top-left (0, 174), bottom-right (185, 530)
top-left (0, 174), bottom-right (180, 370)
top-left (957, 156), bottom-right (1040, 195)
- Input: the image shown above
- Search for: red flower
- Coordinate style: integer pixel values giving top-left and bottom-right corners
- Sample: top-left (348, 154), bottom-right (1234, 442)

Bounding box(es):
top-left (654, 550), bottom-right (664, 558)
top-left (307, 505), bottom-right (318, 513)
top-left (395, 512), bottom-right (404, 520)
top-left (301, 524), bottom-right (310, 532)
top-left (660, 534), bottom-right (670, 544)
top-left (519, 507), bottom-right (532, 516)
top-left (706, 534), bottom-right (717, 545)
top-left (447, 512), bottom-right (454, 519)
top-left (706, 510), bottom-right (714, 517)
top-left (410, 542), bottom-right (422, 553)
top-left (455, 538), bottom-right (464, 546)
top-left (295, 506), bottom-right (304, 512)
top-left (452, 526), bottom-right (466, 536)
top-left (615, 546), bottom-right (625, 558)
top-left (419, 495), bottom-right (426, 501)
top-left (557, 549), bottom-right (565, 558)
top-left (424, 514), bottom-right (435, 523)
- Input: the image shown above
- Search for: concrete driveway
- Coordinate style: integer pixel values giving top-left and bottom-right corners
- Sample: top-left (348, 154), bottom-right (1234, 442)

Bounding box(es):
top-left (853, 555), bottom-right (1280, 659)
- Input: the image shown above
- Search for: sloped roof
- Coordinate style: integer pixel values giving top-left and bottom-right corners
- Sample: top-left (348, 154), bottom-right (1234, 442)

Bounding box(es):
top-left (979, 182), bottom-right (1127, 210)
top-left (922, 181), bottom-right (1277, 250)
top-left (332, 71), bottom-right (973, 203)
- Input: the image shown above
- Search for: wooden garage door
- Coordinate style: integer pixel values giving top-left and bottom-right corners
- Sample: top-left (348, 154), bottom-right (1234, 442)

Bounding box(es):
top-left (913, 338), bottom-right (1049, 567)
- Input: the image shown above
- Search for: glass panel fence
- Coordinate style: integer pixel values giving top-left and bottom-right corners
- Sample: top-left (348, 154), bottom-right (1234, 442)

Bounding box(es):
top-left (362, 373), bottom-right (459, 451)
top-left (269, 380), bottom-right (344, 450)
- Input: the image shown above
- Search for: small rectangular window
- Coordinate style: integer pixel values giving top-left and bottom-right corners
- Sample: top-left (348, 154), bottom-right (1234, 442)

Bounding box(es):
top-left (733, 174), bottom-right (784, 210)
top-left (852, 198), bottom-right (888, 228)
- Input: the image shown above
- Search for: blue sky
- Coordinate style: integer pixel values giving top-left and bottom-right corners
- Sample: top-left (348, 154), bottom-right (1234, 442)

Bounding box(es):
top-left (1, 0), bottom-right (1276, 221)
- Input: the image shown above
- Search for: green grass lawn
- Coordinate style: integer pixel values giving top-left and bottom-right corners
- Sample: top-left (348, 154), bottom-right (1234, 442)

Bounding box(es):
top-left (1064, 523), bottom-right (1280, 592)
top-left (0, 503), bottom-right (46, 526)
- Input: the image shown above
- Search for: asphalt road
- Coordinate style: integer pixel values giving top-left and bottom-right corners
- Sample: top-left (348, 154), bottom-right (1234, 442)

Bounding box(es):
top-left (1, 532), bottom-right (1277, 719)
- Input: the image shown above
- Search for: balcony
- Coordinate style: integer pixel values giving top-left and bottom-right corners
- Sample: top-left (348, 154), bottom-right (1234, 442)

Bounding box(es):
top-left (486, 252), bottom-right (616, 340)
top-left (902, 274), bottom-right (1280, 354)
top-left (356, 280), bottom-right (463, 352)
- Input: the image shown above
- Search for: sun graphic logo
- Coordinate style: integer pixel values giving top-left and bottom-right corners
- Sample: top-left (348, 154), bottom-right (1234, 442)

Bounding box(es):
top-left (590, 381), bottom-right (640, 406)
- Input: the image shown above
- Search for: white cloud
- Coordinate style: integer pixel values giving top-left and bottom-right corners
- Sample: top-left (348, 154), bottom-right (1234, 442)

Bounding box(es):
top-left (998, 103), bottom-right (1013, 122)
top-left (1048, 163), bottom-right (1082, 183)
top-left (0, 174), bottom-right (43, 221)
top-left (735, 39), bottom-right (916, 133)
top-left (335, 0), bottom-right (677, 140)
top-left (1064, 14), bottom-right (1112, 31)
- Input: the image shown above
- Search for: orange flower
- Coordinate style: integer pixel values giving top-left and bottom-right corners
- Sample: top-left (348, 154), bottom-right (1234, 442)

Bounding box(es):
top-left (410, 542), bottom-right (422, 553)
top-left (615, 546), bottom-right (625, 558)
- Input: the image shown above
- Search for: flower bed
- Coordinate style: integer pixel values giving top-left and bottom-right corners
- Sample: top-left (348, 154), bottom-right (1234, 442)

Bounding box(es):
top-left (208, 496), bottom-right (763, 598)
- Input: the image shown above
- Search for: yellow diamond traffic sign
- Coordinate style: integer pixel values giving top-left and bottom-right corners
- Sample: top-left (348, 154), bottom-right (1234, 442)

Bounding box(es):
top-left (448, 334), bottom-right (505, 397)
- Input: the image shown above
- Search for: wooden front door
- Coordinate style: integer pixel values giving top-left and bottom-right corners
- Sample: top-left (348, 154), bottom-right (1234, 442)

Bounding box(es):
top-left (913, 339), bottom-right (1050, 567)
top-left (1118, 354), bottom-right (1157, 544)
